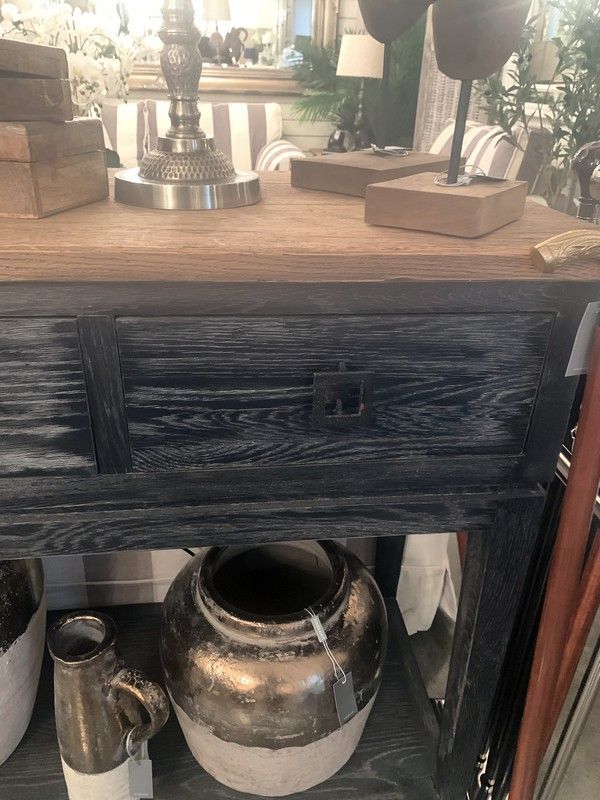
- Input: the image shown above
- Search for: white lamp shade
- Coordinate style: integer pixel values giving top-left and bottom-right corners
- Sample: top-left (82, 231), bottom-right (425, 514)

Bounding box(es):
top-left (202, 0), bottom-right (231, 22)
top-left (229, 0), bottom-right (279, 28)
top-left (336, 34), bottom-right (385, 80)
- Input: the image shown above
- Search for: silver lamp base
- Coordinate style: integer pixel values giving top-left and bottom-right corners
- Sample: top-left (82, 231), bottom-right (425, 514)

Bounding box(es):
top-left (114, 168), bottom-right (262, 211)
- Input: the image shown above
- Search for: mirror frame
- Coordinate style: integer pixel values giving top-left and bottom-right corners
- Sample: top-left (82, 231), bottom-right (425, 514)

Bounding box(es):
top-left (129, 0), bottom-right (340, 96)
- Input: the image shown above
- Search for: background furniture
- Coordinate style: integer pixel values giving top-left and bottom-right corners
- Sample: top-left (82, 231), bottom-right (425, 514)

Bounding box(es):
top-left (0, 174), bottom-right (597, 800)
top-left (101, 99), bottom-right (304, 171)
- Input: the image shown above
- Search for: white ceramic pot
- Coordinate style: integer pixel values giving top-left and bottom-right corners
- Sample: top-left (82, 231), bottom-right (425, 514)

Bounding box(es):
top-left (0, 559), bottom-right (46, 766)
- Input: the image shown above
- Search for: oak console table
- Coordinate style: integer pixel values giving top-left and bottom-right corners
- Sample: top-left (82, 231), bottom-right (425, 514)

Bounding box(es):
top-left (0, 174), bottom-right (597, 800)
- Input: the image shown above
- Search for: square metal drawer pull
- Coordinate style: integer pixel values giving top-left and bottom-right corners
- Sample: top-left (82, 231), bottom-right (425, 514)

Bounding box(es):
top-left (312, 362), bottom-right (375, 429)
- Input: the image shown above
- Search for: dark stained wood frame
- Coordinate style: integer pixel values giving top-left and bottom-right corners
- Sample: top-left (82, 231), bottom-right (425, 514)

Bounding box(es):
top-left (0, 272), bottom-right (596, 800)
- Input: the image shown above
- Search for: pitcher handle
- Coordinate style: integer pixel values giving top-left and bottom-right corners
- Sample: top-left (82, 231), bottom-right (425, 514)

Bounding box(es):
top-left (111, 668), bottom-right (170, 757)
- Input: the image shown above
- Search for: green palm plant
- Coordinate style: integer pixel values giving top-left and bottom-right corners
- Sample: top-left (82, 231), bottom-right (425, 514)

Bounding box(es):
top-left (292, 20), bottom-right (426, 147)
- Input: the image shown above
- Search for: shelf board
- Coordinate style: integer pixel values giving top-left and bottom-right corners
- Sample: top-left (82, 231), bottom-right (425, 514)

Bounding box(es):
top-left (0, 600), bottom-right (438, 800)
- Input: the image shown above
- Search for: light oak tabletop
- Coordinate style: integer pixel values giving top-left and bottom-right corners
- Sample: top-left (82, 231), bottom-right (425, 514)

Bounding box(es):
top-left (0, 172), bottom-right (597, 283)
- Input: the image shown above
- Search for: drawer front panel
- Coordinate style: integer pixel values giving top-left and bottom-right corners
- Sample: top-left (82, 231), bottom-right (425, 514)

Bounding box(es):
top-left (0, 318), bottom-right (96, 476)
top-left (117, 314), bottom-right (554, 472)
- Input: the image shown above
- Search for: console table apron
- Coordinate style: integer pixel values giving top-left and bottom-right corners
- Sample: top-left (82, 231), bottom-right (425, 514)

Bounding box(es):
top-left (0, 174), bottom-right (597, 800)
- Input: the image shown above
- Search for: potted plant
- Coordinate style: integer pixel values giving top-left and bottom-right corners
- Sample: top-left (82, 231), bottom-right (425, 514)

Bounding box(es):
top-left (478, 0), bottom-right (600, 210)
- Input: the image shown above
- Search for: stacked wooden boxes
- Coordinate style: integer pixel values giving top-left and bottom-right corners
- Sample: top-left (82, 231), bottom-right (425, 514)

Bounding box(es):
top-left (0, 39), bottom-right (108, 218)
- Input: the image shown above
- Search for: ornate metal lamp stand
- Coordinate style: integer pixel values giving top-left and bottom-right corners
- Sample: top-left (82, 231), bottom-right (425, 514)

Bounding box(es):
top-left (115, 0), bottom-right (261, 210)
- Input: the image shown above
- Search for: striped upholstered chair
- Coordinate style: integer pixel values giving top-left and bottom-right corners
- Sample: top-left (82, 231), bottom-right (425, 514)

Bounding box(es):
top-left (101, 100), bottom-right (304, 172)
top-left (428, 118), bottom-right (553, 199)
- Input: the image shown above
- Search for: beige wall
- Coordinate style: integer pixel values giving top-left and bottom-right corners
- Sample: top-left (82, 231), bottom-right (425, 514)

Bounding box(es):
top-left (337, 0), bottom-right (365, 35)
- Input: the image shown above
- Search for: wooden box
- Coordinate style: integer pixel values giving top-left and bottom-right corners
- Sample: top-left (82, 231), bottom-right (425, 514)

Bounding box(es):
top-left (0, 38), bottom-right (69, 80)
top-left (291, 150), bottom-right (459, 198)
top-left (0, 119), bottom-right (104, 162)
top-left (365, 172), bottom-right (529, 238)
top-left (0, 118), bottom-right (108, 218)
top-left (0, 151), bottom-right (109, 218)
top-left (0, 119), bottom-right (108, 218)
top-left (0, 77), bottom-right (73, 122)
top-left (0, 39), bottom-right (72, 121)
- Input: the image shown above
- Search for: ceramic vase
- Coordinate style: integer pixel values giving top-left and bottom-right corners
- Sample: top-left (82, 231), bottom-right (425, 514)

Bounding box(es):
top-left (47, 611), bottom-right (170, 800)
top-left (161, 540), bottom-right (388, 796)
top-left (0, 559), bottom-right (46, 766)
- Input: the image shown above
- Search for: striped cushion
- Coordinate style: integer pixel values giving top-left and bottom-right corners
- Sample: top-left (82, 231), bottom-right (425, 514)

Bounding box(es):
top-left (256, 139), bottom-right (305, 171)
top-left (101, 101), bottom-right (146, 168)
top-left (146, 100), bottom-right (284, 171)
top-left (430, 120), bottom-right (529, 181)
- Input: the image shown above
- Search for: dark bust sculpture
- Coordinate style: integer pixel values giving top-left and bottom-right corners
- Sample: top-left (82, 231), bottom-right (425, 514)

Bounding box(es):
top-left (433, 0), bottom-right (531, 80)
top-left (358, 0), bottom-right (434, 43)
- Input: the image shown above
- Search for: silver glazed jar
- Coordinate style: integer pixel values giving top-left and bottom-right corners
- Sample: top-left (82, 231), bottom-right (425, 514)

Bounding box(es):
top-left (161, 541), bottom-right (388, 796)
top-left (0, 559), bottom-right (45, 765)
top-left (48, 611), bottom-right (170, 800)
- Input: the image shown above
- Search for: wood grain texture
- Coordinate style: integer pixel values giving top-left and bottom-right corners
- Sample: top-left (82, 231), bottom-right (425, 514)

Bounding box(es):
top-left (117, 313), bottom-right (552, 471)
top-left (291, 151), bottom-right (456, 197)
top-left (437, 493), bottom-right (545, 800)
top-left (0, 602), bottom-right (437, 800)
top-left (365, 173), bottom-right (529, 238)
top-left (0, 119), bottom-right (105, 163)
top-left (0, 279), bottom-right (594, 318)
top-left (0, 318), bottom-right (95, 477)
top-left (0, 475), bottom-right (539, 558)
top-left (0, 77), bottom-right (72, 122)
top-left (0, 38), bottom-right (68, 80)
top-left (0, 152), bottom-right (108, 218)
top-left (0, 174), bottom-right (598, 281)
top-left (77, 316), bottom-right (131, 474)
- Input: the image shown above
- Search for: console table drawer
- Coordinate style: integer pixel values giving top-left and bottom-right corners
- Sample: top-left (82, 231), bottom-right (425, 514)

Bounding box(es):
top-left (0, 318), bottom-right (96, 476)
top-left (117, 314), bottom-right (553, 473)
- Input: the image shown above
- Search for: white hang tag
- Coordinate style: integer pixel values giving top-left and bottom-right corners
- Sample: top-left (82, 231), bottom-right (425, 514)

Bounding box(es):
top-left (333, 671), bottom-right (358, 726)
top-left (128, 741), bottom-right (154, 799)
top-left (565, 302), bottom-right (600, 376)
top-left (307, 608), bottom-right (358, 727)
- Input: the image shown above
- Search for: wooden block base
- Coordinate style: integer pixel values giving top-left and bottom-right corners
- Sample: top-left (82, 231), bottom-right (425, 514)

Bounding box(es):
top-left (365, 172), bottom-right (529, 238)
top-left (291, 151), bottom-right (459, 198)
top-left (0, 152), bottom-right (108, 218)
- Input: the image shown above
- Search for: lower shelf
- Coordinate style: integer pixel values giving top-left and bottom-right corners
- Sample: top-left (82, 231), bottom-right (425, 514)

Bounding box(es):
top-left (0, 601), bottom-right (438, 800)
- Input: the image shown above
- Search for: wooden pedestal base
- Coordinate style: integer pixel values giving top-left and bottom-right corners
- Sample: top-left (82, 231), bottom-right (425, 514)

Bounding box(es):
top-left (291, 151), bottom-right (457, 198)
top-left (365, 172), bottom-right (528, 238)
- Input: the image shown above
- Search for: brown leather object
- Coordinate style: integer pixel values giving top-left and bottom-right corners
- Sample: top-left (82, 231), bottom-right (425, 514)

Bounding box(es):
top-left (358, 0), bottom-right (433, 43)
top-left (511, 324), bottom-right (600, 800)
top-left (433, 0), bottom-right (530, 79)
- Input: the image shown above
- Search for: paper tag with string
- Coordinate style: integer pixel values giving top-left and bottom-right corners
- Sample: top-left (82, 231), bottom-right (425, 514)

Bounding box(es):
top-left (127, 737), bottom-right (154, 799)
top-left (306, 607), bottom-right (358, 726)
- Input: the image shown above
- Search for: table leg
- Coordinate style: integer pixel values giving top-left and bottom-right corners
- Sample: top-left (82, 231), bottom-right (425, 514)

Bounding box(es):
top-left (437, 494), bottom-right (545, 800)
top-left (374, 535), bottom-right (406, 597)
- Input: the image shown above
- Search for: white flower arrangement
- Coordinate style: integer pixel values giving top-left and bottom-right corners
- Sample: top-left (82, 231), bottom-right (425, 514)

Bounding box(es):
top-left (0, 0), bottom-right (148, 114)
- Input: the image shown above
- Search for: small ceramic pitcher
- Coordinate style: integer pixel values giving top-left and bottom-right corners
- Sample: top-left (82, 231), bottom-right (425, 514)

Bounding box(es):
top-left (47, 611), bottom-right (169, 800)
top-left (0, 559), bottom-right (46, 766)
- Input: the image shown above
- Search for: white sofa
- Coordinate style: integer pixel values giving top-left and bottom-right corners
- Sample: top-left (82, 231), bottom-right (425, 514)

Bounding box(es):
top-left (101, 99), bottom-right (304, 172)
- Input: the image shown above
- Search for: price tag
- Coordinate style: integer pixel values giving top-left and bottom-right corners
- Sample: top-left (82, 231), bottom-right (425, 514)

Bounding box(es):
top-left (333, 671), bottom-right (358, 726)
top-left (128, 741), bottom-right (154, 799)
top-left (565, 302), bottom-right (600, 376)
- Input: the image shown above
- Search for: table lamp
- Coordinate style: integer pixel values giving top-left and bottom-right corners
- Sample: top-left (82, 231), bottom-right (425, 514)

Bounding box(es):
top-left (202, 0), bottom-right (231, 61)
top-left (202, 0), bottom-right (231, 28)
top-left (115, 0), bottom-right (260, 211)
top-left (336, 33), bottom-right (384, 150)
